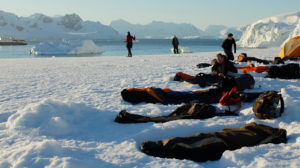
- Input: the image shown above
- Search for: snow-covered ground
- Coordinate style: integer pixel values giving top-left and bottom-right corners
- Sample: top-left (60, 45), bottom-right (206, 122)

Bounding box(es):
top-left (0, 48), bottom-right (299, 168)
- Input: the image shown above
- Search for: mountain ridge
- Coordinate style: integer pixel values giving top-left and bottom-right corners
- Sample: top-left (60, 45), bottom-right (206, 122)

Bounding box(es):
top-left (0, 10), bottom-right (121, 41)
top-left (110, 19), bottom-right (243, 39)
top-left (0, 10), bottom-right (244, 40)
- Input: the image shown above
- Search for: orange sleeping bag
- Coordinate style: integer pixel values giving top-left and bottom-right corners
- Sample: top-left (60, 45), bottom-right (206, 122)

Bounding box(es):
top-left (237, 64), bottom-right (270, 73)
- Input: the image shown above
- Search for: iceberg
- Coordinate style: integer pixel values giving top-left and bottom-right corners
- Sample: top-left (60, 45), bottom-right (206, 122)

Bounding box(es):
top-left (170, 46), bottom-right (193, 54)
top-left (180, 47), bottom-right (193, 53)
top-left (30, 40), bottom-right (104, 56)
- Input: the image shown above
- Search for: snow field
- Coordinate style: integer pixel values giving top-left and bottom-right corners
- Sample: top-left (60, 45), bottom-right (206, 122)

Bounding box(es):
top-left (0, 48), bottom-right (299, 167)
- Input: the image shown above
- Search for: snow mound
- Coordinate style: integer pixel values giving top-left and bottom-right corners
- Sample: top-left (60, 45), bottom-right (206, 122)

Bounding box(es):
top-left (6, 99), bottom-right (102, 137)
top-left (30, 40), bottom-right (104, 56)
top-left (238, 11), bottom-right (300, 48)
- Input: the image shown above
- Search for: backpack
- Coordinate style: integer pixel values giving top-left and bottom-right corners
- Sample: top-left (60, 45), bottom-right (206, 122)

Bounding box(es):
top-left (267, 63), bottom-right (300, 79)
top-left (252, 91), bottom-right (284, 119)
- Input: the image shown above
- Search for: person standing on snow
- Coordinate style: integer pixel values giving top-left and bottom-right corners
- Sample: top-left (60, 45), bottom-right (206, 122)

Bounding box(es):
top-left (172, 35), bottom-right (180, 54)
top-left (222, 33), bottom-right (236, 61)
top-left (125, 32), bottom-right (136, 57)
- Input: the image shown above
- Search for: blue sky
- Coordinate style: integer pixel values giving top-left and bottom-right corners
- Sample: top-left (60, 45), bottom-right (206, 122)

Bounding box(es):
top-left (1, 0), bottom-right (300, 29)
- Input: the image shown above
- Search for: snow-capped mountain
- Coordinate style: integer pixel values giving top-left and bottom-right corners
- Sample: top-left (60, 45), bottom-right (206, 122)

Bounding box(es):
top-left (0, 10), bottom-right (121, 41)
top-left (110, 19), bottom-right (204, 39)
top-left (201, 25), bottom-right (227, 38)
top-left (110, 19), bottom-right (243, 39)
top-left (0, 10), bottom-right (244, 41)
top-left (202, 25), bottom-right (245, 39)
top-left (290, 20), bottom-right (300, 38)
top-left (238, 11), bottom-right (300, 48)
top-left (218, 26), bottom-right (246, 39)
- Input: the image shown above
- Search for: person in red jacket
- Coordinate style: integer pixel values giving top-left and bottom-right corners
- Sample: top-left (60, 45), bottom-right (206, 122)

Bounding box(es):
top-left (124, 32), bottom-right (136, 57)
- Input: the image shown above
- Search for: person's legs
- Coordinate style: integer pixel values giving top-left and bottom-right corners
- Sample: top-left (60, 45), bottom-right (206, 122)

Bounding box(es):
top-left (173, 46), bottom-right (178, 54)
top-left (129, 48), bottom-right (132, 57)
top-left (121, 89), bottom-right (160, 104)
top-left (174, 72), bottom-right (196, 83)
top-left (115, 110), bottom-right (152, 123)
top-left (127, 42), bottom-right (133, 57)
top-left (175, 46), bottom-right (179, 54)
top-left (195, 74), bottom-right (223, 88)
top-left (224, 49), bottom-right (234, 61)
top-left (127, 47), bottom-right (132, 57)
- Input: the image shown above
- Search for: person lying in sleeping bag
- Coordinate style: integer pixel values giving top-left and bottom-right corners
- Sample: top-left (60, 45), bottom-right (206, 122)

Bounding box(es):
top-left (140, 122), bottom-right (287, 162)
top-left (174, 53), bottom-right (238, 87)
top-left (121, 88), bottom-right (222, 105)
top-left (237, 63), bottom-right (300, 79)
top-left (118, 86), bottom-right (262, 123)
top-left (237, 53), bottom-right (285, 65)
top-left (115, 103), bottom-right (238, 123)
top-left (121, 85), bottom-right (262, 105)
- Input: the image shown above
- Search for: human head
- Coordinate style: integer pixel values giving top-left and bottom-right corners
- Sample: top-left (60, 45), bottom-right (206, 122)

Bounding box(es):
top-left (237, 53), bottom-right (248, 62)
top-left (240, 53), bottom-right (247, 57)
top-left (127, 32), bottom-right (131, 36)
top-left (227, 33), bottom-right (233, 40)
top-left (216, 53), bottom-right (225, 64)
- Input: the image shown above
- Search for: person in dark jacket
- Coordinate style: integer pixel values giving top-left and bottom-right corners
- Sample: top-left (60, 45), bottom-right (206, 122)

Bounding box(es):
top-left (172, 35), bottom-right (180, 54)
top-left (124, 32), bottom-right (136, 57)
top-left (222, 33), bottom-right (236, 61)
top-left (211, 53), bottom-right (238, 77)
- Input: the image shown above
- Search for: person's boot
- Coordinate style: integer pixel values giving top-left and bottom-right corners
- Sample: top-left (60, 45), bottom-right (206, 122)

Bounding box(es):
top-left (115, 110), bottom-right (151, 123)
top-left (173, 73), bottom-right (183, 82)
top-left (141, 141), bottom-right (165, 157)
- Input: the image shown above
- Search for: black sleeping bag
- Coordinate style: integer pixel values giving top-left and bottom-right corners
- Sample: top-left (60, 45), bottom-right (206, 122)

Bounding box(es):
top-left (266, 63), bottom-right (300, 79)
top-left (141, 122), bottom-right (287, 162)
top-left (121, 88), bottom-right (223, 105)
top-left (115, 103), bottom-right (237, 123)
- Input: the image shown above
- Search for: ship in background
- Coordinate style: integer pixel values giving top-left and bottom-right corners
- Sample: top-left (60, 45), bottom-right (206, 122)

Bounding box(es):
top-left (0, 37), bottom-right (27, 45)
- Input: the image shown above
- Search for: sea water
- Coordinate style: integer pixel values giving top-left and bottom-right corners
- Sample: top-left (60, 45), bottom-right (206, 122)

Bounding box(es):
top-left (0, 39), bottom-right (227, 59)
